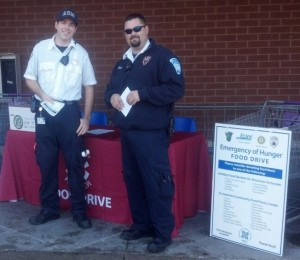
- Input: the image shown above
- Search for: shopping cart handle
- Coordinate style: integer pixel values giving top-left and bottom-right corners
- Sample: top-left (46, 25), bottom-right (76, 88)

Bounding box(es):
top-left (284, 101), bottom-right (300, 105)
top-left (264, 100), bottom-right (300, 106)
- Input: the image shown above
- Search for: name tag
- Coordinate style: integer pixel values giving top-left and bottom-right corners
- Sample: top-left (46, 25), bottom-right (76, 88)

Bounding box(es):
top-left (37, 117), bottom-right (46, 125)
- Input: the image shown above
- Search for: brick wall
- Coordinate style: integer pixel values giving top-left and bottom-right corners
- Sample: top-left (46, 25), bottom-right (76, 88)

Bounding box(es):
top-left (0, 0), bottom-right (300, 110)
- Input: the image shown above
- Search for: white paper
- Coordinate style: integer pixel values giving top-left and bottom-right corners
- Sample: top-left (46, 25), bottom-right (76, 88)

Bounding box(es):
top-left (40, 101), bottom-right (65, 116)
top-left (120, 87), bottom-right (132, 117)
top-left (87, 129), bottom-right (114, 135)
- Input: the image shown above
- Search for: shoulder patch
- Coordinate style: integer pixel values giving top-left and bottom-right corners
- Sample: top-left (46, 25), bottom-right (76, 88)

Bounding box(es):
top-left (169, 58), bottom-right (181, 75)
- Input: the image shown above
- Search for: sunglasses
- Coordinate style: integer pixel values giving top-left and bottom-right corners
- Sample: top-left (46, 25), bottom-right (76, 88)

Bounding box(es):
top-left (124, 25), bottom-right (145, 35)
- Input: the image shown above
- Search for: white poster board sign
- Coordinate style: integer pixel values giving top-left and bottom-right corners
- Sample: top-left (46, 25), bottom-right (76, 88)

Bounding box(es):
top-left (210, 123), bottom-right (291, 256)
top-left (9, 106), bottom-right (35, 132)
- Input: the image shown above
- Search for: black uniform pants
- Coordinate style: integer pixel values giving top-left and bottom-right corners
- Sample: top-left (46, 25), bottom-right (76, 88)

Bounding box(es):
top-left (120, 129), bottom-right (175, 242)
top-left (35, 102), bottom-right (87, 216)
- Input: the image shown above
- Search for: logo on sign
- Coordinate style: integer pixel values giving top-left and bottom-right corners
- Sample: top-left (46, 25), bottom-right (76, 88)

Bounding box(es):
top-left (270, 136), bottom-right (279, 148)
top-left (225, 131), bottom-right (233, 141)
top-left (237, 133), bottom-right (252, 141)
top-left (257, 136), bottom-right (265, 145)
top-left (13, 115), bottom-right (23, 129)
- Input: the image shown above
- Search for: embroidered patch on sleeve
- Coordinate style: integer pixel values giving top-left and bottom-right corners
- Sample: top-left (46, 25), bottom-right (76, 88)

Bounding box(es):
top-left (169, 58), bottom-right (181, 75)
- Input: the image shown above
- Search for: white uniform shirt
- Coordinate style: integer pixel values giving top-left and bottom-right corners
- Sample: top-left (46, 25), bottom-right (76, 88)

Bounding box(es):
top-left (24, 35), bottom-right (97, 101)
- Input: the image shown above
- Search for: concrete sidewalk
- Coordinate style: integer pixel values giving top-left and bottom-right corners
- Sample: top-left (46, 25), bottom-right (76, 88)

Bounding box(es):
top-left (0, 200), bottom-right (300, 260)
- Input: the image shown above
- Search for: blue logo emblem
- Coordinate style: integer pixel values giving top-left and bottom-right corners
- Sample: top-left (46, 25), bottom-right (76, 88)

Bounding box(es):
top-left (170, 58), bottom-right (181, 75)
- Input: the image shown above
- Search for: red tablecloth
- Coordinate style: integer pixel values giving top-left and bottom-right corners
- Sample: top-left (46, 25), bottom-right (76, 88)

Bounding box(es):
top-left (0, 129), bottom-right (211, 236)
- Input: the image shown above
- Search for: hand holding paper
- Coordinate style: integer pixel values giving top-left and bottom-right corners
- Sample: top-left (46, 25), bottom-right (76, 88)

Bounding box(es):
top-left (120, 87), bottom-right (132, 117)
top-left (40, 101), bottom-right (65, 116)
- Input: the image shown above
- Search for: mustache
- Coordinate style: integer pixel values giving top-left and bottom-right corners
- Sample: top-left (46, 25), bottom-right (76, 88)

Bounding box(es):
top-left (130, 35), bottom-right (140, 40)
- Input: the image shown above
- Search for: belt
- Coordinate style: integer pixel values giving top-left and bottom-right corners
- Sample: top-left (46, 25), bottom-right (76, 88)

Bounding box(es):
top-left (62, 100), bottom-right (77, 105)
top-left (35, 99), bottom-right (77, 105)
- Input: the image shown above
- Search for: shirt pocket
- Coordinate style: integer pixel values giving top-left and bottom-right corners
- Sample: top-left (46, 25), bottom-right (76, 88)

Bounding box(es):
top-left (64, 64), bottom-right (81, 87)
top-left (38, 62), bottom-right (56, 83)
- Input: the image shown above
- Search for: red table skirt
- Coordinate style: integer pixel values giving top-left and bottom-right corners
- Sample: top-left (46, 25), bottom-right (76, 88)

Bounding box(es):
top-left (0, 129), bottom-right (212, 236)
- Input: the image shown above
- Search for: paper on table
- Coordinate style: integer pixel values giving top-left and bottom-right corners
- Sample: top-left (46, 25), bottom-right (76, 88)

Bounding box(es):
top-left (120, 87), bottom-right (132, 117)
top-left (87, 129), bottom-right (115, 135)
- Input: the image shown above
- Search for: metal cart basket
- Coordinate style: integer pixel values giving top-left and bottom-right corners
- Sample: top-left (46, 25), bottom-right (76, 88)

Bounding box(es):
top-left (227, 100), bottom-right (300, 223)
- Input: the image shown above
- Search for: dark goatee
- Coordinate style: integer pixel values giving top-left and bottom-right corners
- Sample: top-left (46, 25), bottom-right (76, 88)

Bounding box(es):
top-left (130, 37), bottom-right (141, 48)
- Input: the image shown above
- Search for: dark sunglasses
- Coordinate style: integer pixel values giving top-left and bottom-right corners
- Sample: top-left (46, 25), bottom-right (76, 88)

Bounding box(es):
top-left (124, 25), bottom-right (145, 35)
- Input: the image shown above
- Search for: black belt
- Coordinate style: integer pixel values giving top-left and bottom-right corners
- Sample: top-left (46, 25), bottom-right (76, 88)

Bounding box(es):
top-left (35, 99), bottom-right (77, 105)
top-left (62, 100), bottom-right (77, 105)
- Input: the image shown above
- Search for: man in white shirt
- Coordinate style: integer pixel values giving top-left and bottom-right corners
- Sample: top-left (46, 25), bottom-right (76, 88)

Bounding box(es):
top-left (24, 8), bottom-right (97, 229)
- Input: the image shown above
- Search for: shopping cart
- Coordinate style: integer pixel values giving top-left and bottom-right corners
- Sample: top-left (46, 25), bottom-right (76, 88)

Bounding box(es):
top-left (174, 103), bottom-right (262, 162)
top-left (227, 100), bottom-right (300, 223)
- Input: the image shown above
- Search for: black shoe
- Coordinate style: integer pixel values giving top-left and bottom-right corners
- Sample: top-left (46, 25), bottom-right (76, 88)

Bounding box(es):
top-left (29, 210), bottom-right (60, 225)
top-left (147, 238), bottom-right (172, 253)
top-left (120, 227), bottom-right (154, 241)
top-left (73, 214), bottom-right (92, 229)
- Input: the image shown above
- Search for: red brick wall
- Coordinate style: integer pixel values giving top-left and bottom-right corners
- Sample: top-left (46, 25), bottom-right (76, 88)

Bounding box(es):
top-left (0, 0), bottom-right (300, 109)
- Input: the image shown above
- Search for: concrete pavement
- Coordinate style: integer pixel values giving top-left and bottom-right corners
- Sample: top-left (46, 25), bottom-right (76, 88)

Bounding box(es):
top-left (1, 200), bottom-right (300, 260)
